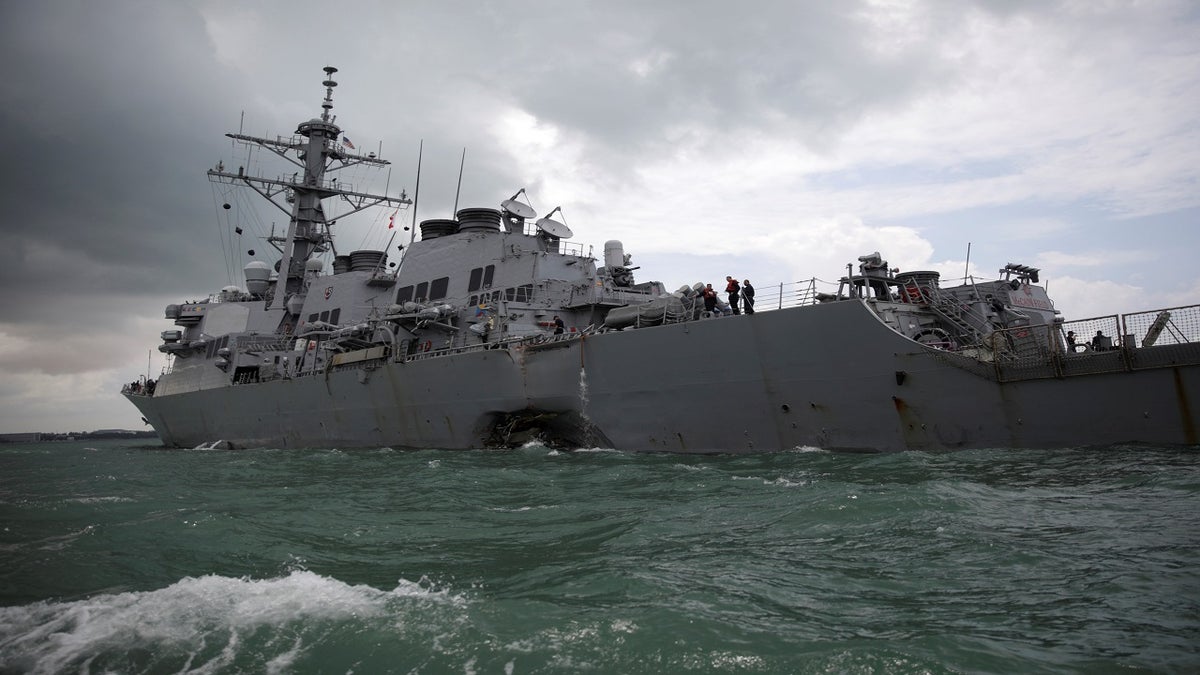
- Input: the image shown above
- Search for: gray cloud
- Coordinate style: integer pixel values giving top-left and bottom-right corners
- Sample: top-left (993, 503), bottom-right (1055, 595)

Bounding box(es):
top-left (0, 2), bottom-right (246, 319)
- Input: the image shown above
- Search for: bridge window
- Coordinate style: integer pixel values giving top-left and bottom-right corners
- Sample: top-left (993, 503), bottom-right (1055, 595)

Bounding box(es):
top-left (468, 267), bottom-right (483, 292)
top-left (430, 276), bottom-right (449, 300)
top-left (482, 264), bottom-right (495, 287)
top-left (396, 285), bottom-right (414, 304)
top-left (415, 281), bottom-right (429, 301)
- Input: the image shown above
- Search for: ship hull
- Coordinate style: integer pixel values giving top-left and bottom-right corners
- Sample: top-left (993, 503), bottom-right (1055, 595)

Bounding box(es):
top-left (128, 300), bottom-right (1200, 452)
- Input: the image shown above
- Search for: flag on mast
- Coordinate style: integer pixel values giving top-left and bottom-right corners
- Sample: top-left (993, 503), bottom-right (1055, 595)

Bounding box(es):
top-left (388, 207), bottom-right (399, 229)
top-left (342, 135), bottom-right (355, 149)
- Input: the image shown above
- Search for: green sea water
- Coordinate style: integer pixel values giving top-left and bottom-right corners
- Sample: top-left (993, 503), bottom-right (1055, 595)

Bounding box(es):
top-left (1, 440), bottom-right (1197, 674)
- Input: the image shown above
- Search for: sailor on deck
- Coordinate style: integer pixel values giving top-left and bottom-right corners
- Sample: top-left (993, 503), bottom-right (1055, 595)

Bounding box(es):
top-left (702, 284), bottom-right (718, 313)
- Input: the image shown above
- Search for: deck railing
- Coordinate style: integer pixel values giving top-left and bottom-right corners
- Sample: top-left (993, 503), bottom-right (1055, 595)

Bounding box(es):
top-left (935, 304), bottom-right (1200, 382)
top-left (1119, 305), bottom-right (1200, 347)
top-left (751, 278), bottom-right (827, 311)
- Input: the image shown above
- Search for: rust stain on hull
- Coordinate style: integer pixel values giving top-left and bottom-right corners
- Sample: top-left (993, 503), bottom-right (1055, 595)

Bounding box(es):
top-left (1175, 367), bottom-right (1197, 444)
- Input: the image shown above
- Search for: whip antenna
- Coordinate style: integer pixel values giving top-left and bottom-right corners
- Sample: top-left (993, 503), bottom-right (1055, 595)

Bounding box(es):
top-left (410, 140), bottom-right (423, 246)
top-left (452, 148), bottom-right (466, 215)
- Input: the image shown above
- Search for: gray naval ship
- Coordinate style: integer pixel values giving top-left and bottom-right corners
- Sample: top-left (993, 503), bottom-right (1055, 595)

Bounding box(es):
top-left (124, 68), bottom-right (1200, 452)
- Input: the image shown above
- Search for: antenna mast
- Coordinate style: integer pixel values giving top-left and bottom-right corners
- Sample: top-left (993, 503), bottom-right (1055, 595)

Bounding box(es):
top-left (410, 140), bottom-right (423, 246)
top-left (452, 148), bottom-right (466, 215)
top-left (206, 66), bottom-right (411, 322)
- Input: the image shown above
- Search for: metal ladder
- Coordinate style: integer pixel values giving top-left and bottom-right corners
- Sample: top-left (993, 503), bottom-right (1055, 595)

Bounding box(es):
top-left (921, 286), bottom-right (988, 346)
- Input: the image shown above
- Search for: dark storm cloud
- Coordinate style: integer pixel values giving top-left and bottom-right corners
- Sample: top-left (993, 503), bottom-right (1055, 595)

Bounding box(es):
top-left (0, 2), bottom-right (254, 321)
top-left (0, 2), bottom-right (230, 379)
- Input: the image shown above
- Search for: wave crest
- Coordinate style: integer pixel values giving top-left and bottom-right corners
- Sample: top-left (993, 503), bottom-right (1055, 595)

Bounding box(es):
top-left (0, 570), bottom-right (464, 674)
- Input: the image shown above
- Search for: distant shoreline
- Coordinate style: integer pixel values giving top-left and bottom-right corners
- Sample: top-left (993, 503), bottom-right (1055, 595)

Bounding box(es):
top-left (0, 430), bottom-right (159, 443)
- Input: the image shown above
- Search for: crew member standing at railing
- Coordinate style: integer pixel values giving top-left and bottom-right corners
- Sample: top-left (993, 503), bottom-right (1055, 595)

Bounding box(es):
top-left (742, 279), bottom-right (755, 315)
top-left (726, 276), bottom-right (741, 315)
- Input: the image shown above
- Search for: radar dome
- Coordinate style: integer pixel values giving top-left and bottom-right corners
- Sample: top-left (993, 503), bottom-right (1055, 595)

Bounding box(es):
top-left (244, 261), bottom-right (272, 295)
top-left (604, 241), bottom-right (626, 270)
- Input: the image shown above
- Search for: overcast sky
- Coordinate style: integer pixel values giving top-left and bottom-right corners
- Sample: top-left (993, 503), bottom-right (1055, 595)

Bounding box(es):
top-left (1, 0), bottom-right (1197, 434)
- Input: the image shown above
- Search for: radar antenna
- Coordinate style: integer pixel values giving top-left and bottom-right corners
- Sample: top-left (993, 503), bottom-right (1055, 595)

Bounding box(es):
top-left (499, 188), bottom-right (536, 232)
top-left (535, 206), bottom-right (573, 239)
top-left (320, 66), bottom-right (338, 122)
top-left (501, 188), bottom-right (537, 219)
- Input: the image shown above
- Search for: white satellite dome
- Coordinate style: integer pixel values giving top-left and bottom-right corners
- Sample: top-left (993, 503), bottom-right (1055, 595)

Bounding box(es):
top-left (244, 261), bottom-right (272, 295)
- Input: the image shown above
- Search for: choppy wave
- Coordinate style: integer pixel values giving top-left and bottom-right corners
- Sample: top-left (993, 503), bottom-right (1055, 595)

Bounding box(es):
top-left (0, 571), bottom-right (465, 674)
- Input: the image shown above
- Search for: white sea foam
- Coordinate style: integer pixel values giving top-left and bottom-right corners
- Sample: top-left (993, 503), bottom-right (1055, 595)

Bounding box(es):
top-left (709, 651), bottom-right (767, 669)
top-left (264, 637), bottom-right (305, 675)
top-left (486, 504), bottom-right (559, 513)
top-left (66, 496), bottom-right (135, 504)
top-left (610, 618), bottom-right (638, 633)
top-left (572, 447), bottom-right (620, 453)
top-left (22, 525), bottom-right (96, 552)
top-left (0, 570), bottom-right (465, 674)
top-left (766, 476), bottom-right (809, 487)
top-left (731, 474), bottom-right (810, 487)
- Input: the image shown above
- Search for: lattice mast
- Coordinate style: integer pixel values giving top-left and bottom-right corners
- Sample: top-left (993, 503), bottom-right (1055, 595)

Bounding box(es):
top-left (207, 66), bottom-right (410, 315)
